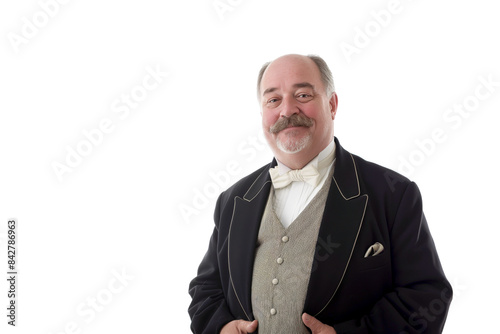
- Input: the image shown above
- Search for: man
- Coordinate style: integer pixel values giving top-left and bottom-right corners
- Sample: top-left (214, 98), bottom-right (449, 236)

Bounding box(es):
top-left (188, 54), bottom-right (452, 333)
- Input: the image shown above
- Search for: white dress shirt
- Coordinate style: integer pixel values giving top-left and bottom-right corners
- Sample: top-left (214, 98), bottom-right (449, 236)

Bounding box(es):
top-left (271, 140), bottom-right (336, 228)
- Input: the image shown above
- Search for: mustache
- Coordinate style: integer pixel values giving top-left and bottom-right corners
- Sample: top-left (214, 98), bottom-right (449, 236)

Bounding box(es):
top-left (269, 114), bottom-right (314, 134)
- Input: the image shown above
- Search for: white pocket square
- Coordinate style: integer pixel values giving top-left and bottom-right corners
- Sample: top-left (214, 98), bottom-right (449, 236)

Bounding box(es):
top-left (364, 242), bottom-right (384, 258)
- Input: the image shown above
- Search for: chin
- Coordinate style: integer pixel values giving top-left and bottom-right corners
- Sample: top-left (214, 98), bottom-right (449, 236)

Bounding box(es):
top-left (276, 135), bottom-right (311, 154)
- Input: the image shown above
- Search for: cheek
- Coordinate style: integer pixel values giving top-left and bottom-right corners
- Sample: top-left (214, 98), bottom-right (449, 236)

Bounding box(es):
top-left (302, 105), bottom-right (331, 126)
top-left (299, 105), bottom-right (318, 119)
top-left (262, 112), bottom-right (278, 130)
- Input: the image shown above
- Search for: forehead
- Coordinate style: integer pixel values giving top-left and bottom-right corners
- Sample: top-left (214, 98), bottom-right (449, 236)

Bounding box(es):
top-left (260, 56), bottom-right (323, 93)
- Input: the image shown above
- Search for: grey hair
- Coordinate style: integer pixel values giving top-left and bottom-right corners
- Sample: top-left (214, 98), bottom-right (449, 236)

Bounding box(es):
top-left (256, 54), bottom-right (335, 100)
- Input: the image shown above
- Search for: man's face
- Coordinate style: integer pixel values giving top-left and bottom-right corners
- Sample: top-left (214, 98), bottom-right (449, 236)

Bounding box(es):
top-left (260, 55), bottom-right (337, 165)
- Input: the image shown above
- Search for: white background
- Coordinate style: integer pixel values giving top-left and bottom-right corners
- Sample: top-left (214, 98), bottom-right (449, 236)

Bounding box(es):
top-left (1, 0), bottom-right (499, 333)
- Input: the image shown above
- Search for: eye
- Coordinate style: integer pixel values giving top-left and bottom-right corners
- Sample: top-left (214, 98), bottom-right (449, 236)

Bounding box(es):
top-left (266, 97), bottom-right (280, 105)
top-left (296, 93), bottom-right (313, 101)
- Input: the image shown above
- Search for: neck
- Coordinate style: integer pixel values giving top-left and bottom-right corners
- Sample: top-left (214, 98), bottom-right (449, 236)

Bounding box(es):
top-left (275, 138), bottom-right (334, 170)
top-left (278, 152), bottom-right (317, 170)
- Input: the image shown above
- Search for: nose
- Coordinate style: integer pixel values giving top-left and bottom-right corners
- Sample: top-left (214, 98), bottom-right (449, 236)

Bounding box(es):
top-left (279, 95), bottom-right (299, 118)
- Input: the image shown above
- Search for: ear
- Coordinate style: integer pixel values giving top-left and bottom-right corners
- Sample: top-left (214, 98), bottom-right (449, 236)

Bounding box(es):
top-left (329, 92), bottom-right (338, 120)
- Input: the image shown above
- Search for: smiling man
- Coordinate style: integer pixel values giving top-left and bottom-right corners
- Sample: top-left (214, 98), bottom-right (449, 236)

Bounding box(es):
top-left (188, 54), bottom-right (452, 333)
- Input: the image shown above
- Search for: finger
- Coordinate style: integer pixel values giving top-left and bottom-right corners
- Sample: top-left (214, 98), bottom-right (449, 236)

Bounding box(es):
top-left (234, 319), bottom-right (258, 333)
top-left (302, 313), bottom-right (323, 332)
top-left (245, 320), bottom-right (258, 332)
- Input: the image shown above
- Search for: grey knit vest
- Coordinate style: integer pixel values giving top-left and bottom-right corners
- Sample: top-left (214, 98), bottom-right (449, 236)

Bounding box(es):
top-left (251, 171), bottom-right (333, 333)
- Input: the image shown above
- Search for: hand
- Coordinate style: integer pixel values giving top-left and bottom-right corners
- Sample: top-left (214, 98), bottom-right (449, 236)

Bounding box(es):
top-left (302, 313), bottom-right (337, 334)
top-left (220, 319), bottom-right (258, 334)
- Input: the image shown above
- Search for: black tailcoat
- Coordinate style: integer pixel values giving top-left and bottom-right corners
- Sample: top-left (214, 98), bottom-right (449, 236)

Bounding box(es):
top-left (188, 138), bottom-right (452, 333)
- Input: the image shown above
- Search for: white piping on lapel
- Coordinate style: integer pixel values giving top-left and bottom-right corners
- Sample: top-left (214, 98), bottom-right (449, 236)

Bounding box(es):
top-left (228, 168), bottom-right (271, 321)
top-left (243, 168), bottom-right (272, 201)
top-left (228, 154), bottom-right (367, 319)
top-left (227, 197), bottom-right (252, 321)
top-left (332, 153), bottom-right (361, 201)
top-left (315, 153), bottom-right (368, 317)
top-left (314, 194), bottom-right (368, 317)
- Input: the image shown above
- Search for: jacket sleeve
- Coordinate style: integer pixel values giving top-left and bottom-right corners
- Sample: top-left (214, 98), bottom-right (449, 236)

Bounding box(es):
top-left (188, 194), bottom-right (235, 334)
top-left (333, 182), bottom-right (453, 334)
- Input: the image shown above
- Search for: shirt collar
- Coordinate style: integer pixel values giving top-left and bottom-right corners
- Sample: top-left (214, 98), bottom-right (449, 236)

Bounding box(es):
top-left (275, 139), bottom-right (336, 176)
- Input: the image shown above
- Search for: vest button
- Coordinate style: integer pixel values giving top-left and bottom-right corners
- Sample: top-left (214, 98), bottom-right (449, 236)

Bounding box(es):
top-left (272, 278), bottom-right (279, 285)
top-left (277, 257), bottom-right (284, 264)
top-left (282, 236), bottom-right (289, 243)
top-left (270, 308), bottom-right (277, 315)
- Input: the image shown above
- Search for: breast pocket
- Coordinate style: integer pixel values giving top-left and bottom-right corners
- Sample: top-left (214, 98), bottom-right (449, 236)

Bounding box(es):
top-left (357, 251), bottom-right (390, 272)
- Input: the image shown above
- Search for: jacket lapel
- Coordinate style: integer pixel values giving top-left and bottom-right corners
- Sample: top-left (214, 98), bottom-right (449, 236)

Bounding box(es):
top-left (227, 161), bottom-right (275, 321)
top-left (304, 138), bottom-right (369, 317)
top-left (228, 138), bottom-right (369, 319)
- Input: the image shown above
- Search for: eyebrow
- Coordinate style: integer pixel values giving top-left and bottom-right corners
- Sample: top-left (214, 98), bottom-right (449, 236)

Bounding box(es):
top-left (262, 82), bottom-right (316, 96)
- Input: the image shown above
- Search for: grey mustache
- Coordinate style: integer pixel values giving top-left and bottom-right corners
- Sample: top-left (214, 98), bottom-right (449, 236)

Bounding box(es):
top-left (269, 114), bottom-right (314, 134)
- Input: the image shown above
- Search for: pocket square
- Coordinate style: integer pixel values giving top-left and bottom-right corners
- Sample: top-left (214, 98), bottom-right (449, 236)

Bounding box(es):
top-left (364, 242), bottom-right (384, 258)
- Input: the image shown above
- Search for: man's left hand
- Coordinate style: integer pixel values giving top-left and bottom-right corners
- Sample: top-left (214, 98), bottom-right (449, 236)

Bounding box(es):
top-left (302, 313), bottom-right (337, 334)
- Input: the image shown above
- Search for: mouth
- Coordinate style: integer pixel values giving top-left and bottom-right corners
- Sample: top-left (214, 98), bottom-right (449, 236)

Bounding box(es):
top-left (279, 125), bottom-right (308, 134)
top-left (284, 124), bottom-right (302, 130)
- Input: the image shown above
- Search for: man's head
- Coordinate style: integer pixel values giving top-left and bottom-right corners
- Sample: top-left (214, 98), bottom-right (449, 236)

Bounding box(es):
top-left (258, 54), bottom-right (338, 169)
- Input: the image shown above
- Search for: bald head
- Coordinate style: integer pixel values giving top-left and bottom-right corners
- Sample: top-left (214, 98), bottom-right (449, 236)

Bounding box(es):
top-left (257, 54), bottom-right (335, 101)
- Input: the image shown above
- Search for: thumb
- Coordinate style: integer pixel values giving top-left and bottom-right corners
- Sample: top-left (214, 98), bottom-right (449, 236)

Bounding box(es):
top-left (243, 320), bottom-right (258, 332)
top-left (302, 313), bottom-right (323, 332)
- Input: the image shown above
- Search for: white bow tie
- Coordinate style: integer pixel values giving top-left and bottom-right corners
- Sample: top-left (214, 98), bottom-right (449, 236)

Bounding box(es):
top-left (269, 164), bottom-right (320, 189)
